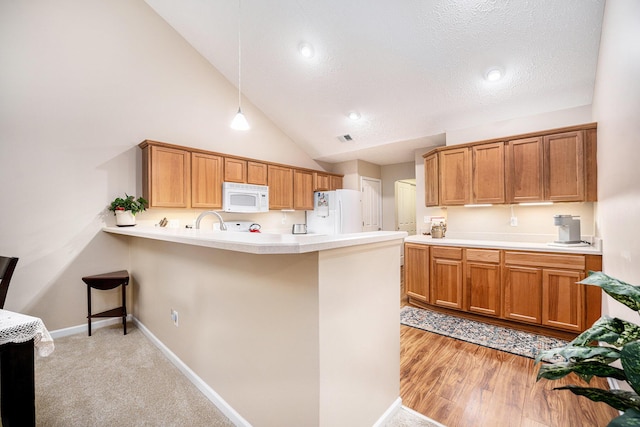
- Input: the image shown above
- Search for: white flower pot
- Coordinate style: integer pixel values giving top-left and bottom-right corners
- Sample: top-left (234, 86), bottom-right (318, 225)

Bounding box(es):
top-left (115, 210), bottom-right (136, 227)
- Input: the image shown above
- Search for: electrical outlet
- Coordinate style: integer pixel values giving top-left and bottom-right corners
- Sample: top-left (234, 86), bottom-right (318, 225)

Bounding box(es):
top-left (171, 309), bottom-right (179, 327)
top-left (510, 216), bottom-right (518, 227)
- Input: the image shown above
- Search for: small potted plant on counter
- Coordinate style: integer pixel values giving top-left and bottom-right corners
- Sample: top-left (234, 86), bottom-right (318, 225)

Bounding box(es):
top-left (108, 194), bottom-right (148, 226)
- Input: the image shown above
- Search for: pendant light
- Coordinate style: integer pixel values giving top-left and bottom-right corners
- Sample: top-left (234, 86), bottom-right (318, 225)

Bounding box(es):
top-left (230, 0), bottom-right (250, 130)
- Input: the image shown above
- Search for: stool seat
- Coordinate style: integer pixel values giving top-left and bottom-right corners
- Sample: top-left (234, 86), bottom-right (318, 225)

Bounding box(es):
top-left (82, 270), bottom-right (129, 336)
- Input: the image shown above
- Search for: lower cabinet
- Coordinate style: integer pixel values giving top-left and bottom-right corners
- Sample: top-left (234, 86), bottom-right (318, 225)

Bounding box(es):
top-left (404, 243), bottom-right (601, 335)
top-left (430, 247), bottom-right (463, 310)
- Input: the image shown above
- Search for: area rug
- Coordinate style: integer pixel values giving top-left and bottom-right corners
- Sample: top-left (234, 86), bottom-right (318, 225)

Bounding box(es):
top-left (400, 306), bottom-right (568, 359)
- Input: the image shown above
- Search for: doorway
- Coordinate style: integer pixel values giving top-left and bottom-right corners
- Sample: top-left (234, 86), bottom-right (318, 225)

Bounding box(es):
top-left (361, 177), bottom-right (382, 232)
top-left (395, 180), bottom-right (416, 235)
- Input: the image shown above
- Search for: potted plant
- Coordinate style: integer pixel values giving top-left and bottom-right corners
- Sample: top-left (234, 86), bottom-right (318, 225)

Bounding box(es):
top-left (535, 271), bottom-right (640, 427)
top-left (108, 194), bottom-right (148, 226)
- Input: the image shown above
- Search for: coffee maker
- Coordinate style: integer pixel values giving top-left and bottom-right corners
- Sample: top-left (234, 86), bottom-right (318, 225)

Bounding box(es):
top-left (553, 215), bottom-right (581, 244)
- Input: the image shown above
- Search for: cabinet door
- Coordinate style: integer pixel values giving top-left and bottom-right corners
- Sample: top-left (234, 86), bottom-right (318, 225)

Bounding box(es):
top-left (543, 131), bottom-right (585, 202)
top-left (293, 169), bottom-right (314, 210)
top-left (439, 148), bottom-right (470, 205)
top-left (431, 257), bottom-right (463, 310)
top-left (330, 175), bottom-right (343, 190)
top-left (542, 269), bottom-right (585, 332)
top-left (149, 145), bottom-right (190, 208)
top-left (466, 249), bottom-right (501, 317)
top-left (247, 161), bottom-right (267, 185)
top-left (506, 137), bottom-right (544, 203)
top-left (314, 172), bottom-right (330, 191)
top-left (472, 142), bottom-right (505, 204)
top-left (268, 165), bottom-right (293, 209)
top-left (224, 157), bottom-right (246, 183)
top-left (503, 266), bottom-right (542, 324)
top-left (191, 152), bottom-right (223, 209)
top-left (424, 153), bottom-right (439, 206)
top-left (404, 244), bottom-right (430, 303)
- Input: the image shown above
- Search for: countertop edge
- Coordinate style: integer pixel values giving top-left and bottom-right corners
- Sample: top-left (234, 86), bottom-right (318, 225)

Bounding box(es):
top-left (403, 235), bottom-right (602, 255)
top-left (103, 227), bottom-right (407, 254)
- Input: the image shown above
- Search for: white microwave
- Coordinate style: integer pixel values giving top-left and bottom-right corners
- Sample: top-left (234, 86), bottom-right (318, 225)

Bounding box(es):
top-left (222, 182), bottom-right (269, 213)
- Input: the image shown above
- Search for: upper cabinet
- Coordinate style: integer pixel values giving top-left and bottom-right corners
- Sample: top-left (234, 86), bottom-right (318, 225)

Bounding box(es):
top-left (425, 123), bottom-right (597, 207)
top-left (439, 147), bottom-right (470, 206)
top-left (424, 153), bottom-right (439, 207)
top-left (472, 142), bottom-right (505, 204)
top-left (141, 143), bottom-right (191, 208)
top-left (268, 165), bottom-right (294, 210)
top-left (506, 137), bottom-right (544, 203)
top-left (543, 131), bottom-right (585, 202)
top-left (191, 152), bottom-right (223, 209)
top-left (139, 140), bottom-right (343, 211)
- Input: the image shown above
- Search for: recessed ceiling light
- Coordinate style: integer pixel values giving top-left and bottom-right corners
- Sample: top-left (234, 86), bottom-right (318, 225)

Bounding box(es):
top-left (348, 111), bottom-right (361, 121)
top-left (485, 68), bottom-right (503, 82)
top-left (298, 42), bottom-right (314, 59)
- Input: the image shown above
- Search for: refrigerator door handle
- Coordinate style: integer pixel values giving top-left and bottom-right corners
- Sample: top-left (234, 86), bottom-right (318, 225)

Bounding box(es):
top-left (337, 199), bottom-right (343, 234)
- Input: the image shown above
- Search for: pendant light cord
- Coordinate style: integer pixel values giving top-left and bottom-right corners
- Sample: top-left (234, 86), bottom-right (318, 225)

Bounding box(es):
top-left (237, 0), bottom-right (242, 109)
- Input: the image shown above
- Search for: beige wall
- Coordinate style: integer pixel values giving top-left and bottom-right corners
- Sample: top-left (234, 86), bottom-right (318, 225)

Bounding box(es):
top-left (0, 0), bottom-right (322, 328)
top-left (592, 0), bottom-right (640, 322)
top-left (381, 162), bottom-right (415, 232)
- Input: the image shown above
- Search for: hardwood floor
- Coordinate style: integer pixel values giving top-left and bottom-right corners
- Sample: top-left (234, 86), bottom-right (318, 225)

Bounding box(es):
top-left (400, 325), bottom-right (620, 426)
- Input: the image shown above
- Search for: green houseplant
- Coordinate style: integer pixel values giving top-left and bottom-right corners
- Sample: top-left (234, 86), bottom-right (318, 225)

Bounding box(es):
top-left (108, 194), bottom-right (148, 226)
top-left (535, 271), bottom-right (640, 427)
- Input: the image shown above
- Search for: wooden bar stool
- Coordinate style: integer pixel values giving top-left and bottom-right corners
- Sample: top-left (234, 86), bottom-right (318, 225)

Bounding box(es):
top-left (82, 270), bottom-right (129, 336)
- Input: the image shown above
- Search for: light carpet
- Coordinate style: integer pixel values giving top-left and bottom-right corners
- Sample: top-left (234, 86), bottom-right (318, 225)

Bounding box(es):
top-left (400, 305), bottom-right (568, 359)
top-left (34, 322), bottom-right (441, 427)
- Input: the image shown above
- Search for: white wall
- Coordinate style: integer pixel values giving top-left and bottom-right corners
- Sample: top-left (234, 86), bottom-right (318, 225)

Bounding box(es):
top-left (0, 0), bottom-right (320, 329)
top-left (592, 0), bottom-right (640, 322)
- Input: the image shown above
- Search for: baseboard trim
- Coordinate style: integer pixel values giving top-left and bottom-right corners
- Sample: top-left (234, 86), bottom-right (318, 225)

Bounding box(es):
top-left (49, 315), bottom-right (133, 339)
top-left (132, 317), bottom-right (251, 427)
top-left (373, 397), bottom-right (402, 427)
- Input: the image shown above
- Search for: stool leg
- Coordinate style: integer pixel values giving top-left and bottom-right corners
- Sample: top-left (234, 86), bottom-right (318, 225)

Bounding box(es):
top-left (87, 286), bottom-right (92, 337)
top-left (122, 283), bottom-right (127, 335)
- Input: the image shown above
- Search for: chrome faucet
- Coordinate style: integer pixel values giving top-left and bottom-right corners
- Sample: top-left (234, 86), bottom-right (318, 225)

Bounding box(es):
top-left (195, 211), bottom-right (227, 231)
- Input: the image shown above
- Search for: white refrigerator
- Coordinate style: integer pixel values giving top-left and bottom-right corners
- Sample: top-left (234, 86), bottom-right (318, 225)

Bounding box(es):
top-left (306, 189), bottom-right (363, 235)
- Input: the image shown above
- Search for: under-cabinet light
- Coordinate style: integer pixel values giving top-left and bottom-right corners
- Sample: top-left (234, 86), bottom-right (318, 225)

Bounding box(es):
top-left (518, 202), bottom-right (553, 206)
top-left (464, 204), bottom-right (493, 207)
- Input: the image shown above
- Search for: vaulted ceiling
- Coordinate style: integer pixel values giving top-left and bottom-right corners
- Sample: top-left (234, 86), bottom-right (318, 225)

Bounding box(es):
top-left (145, 0), bottom-right (605, 165)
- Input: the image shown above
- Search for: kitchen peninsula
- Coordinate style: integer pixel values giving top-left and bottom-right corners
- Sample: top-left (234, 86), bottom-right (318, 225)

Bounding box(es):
top-left (103, 226), bottom-right (407, 427)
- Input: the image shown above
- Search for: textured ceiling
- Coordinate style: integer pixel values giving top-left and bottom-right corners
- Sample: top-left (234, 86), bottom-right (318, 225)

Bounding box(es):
top-left (145, 0), bottom-right (605, 165)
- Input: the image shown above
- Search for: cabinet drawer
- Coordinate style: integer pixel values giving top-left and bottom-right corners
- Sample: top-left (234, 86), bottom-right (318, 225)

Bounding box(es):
top-left (504, 251), bottom-right (585, 270)
top-left (466, 248), bottom-right (500, 263)
top-left (431, 246), bottom-right (463, 260)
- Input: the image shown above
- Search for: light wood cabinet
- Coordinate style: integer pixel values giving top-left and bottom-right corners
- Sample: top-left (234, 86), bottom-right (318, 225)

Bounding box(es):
top-left (294, 169), bottom-right (314, 210)
top-left (439, 148), bottom-right (470, 205)
top-left (506, 137), bottom-right (544, 203)
top-left (404, 242), bottom-right (601, 336)
top-left (224, 157), bottom-right (246, 183)
top-left (247, 161), bottom-right (268, 185)
top-left (465, 249), bottom-right (501, 317)
top-left (503, 266), bottom-right (542, 324)
top-left (330, 175), bottom-right (343, 190)
top-left (191, 152), bottom-right (223, 209)
top-left (543, 131), bottom-right (585, 202)
top-left (424, 153), bottom-right (439, 207)
top-left (404, 243), bottom-right (430, 303)
top-left (268, 165), bottom-right (294, 209)
top-left (313, 172), bottom-right (330, 191)
top-left (142, 144), bottom-right (191, 208)
top-left (430, 247), bottom-right (464, 310)
top-left (472, 142), bottom-right (505, 204)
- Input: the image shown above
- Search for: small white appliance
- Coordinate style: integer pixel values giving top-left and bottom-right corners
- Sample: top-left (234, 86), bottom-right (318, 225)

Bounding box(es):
top-left (553, 214), bottom-right (582, 244)
top-left (222, 182), bottom-right (269, 213)
top-left (306, 189), bottom-right (362, 235)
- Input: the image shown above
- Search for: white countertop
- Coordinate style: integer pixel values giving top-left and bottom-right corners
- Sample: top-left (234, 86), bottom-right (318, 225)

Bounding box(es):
top-left (404, 234), bottom-right (602, 255)
top-left (103, 226), bottom-right (407, 254)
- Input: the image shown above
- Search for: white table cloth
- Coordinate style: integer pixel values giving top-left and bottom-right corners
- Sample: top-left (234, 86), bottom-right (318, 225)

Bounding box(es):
top-left (0, 309), bottom-right (54, 357)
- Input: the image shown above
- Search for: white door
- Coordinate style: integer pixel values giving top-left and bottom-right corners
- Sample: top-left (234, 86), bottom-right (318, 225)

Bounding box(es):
top-left (361, 177), bottom-right (382, 232)
top-left (395, 180), bottom-right (416, 235)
